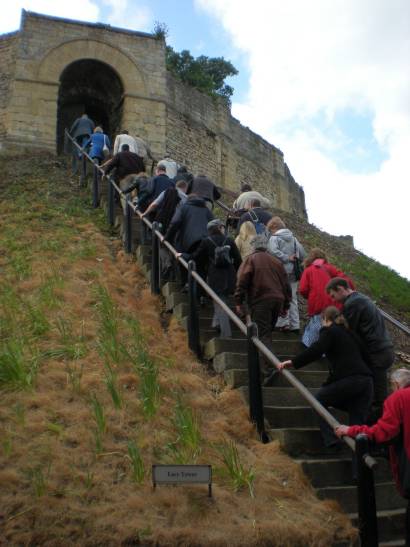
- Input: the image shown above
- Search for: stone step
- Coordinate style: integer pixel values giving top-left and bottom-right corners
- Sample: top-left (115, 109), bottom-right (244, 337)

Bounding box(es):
top-left (213, 352), bottom-right (329, 373)
top-left (223, 367), bottom-right (328, 388)
top-left (261, 387), bottom-right (320, 406)
top-left (350, 508), bottom-right (406, 544)
top-left (298, 456), bottom-right (392, 488)
top-left (269, 427), bottom-right (339, 456)
top-left (264, 406), bottom-right (347, 429)
top-left (203, 337), bottom-right (303, 360)
top-left (135, 245), bottom-right (152, 266)
top-left (166, 292), bottom-right (236, 311)
top-left (318, 482), bottom-right (406, 513)
top-left (173, 302), bottom-right (213, 321)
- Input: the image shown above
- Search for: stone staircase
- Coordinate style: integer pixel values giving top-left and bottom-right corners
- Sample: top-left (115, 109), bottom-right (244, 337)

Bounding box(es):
top-left (126, 213), bottom-right (406, 545)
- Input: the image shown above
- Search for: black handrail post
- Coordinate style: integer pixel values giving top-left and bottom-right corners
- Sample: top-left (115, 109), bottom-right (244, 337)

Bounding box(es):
top-left (92, 163), bottom-right (99, 208)
top-left (124, 195), bottom-right (133, 254)
top-left (150, 221), bottom-right (160, 295)
top-left (107, 178), bottom-right (115, 226)
top-left (187, 260), bottom-right (201, 358)
top-left (247, 322), bottom-right (268, 443)
top-left (80, 153), bottom-right (87, 186)
top-left (356, 434), bottom-right (378, 547)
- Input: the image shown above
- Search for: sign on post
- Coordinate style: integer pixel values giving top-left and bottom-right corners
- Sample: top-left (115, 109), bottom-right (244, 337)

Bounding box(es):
top-left (152, 465), bottom-right (212, 497)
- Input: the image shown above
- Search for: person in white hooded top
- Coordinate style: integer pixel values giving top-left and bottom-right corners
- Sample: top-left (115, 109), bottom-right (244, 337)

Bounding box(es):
top-left (267, 216), bottom-right (306, 332)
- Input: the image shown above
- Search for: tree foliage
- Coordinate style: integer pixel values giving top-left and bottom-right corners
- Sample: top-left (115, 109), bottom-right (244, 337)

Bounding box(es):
top-left (165, 46), bottom-right (238, 102)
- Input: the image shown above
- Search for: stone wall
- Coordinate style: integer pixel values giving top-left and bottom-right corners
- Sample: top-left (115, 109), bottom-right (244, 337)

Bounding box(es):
top-left (0, 11), bottom-right (307, 218)
top-left (165, 74), bottom-right (307, 217)
top-left (0, 32), bottom-right (18, 147)
top-left (1, 11), bottom-right (167, 156)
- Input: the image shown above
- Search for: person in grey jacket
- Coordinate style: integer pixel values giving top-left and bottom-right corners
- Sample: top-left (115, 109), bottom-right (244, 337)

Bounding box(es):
top-left (69, 114), bottom-right (95, 148)
top-left (187, 175), bottom-right (221, 209)
top-left (69, 114), bottom-right (95, 172)
top-left (267, 216), bottom-right (306, 333)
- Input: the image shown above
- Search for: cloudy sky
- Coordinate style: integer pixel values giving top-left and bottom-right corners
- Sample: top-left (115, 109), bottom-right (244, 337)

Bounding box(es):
top-left (2, 0), bottom-right (410, 279)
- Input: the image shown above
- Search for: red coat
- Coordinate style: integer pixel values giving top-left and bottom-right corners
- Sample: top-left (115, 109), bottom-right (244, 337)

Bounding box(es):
top-left (299, 259), bottom-right (354, 316)
top-left (348, 386), bottom-right (410, 499)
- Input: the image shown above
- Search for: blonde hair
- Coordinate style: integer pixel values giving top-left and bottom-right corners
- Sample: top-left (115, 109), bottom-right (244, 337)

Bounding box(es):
top-left (94, 126), bottom-right (103, 133)
top-left (267, 216), bottom-right (286, 233)
top-left (237, 221), bottom-right (257, 241)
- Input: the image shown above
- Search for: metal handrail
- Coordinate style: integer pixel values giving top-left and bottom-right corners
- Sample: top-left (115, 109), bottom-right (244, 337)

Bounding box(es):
top-left (379, 308), bottom-right (410, 336)
top-left (65, 129), bottom-right (377, 467)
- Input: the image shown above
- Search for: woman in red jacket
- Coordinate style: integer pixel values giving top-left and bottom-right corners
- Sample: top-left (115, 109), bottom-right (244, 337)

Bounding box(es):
top-left (299, 248), bottom-right (354, 347)
top-left (336, 368), bottom-right (410, 545)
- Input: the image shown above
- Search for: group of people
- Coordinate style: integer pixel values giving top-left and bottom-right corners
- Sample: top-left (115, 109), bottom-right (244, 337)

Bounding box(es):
top-left (70, 115), bottom-right (409, 536)
top-left (69, 114), bottom-right (155, 170)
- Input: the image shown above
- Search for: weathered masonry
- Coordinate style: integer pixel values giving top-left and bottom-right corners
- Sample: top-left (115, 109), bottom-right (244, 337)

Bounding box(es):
top-left (0, 11), bottom-right (307, 217)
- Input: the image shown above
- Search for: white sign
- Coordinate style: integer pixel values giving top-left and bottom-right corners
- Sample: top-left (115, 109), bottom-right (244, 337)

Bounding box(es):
top-left (152, 465), bottom-right (212, 496)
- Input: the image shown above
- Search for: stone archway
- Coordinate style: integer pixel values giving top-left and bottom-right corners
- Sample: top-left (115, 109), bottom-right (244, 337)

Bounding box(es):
top-left (56, 59), bottom-right (124, 153)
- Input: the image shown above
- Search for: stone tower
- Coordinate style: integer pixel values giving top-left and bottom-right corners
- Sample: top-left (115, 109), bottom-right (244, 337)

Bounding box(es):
top-left (0, 10), bottom-right (307, 218)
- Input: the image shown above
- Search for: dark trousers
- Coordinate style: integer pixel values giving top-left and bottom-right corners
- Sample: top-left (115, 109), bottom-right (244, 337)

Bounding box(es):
top-left (251, 298), bottom-right (283, 377)
top-left (406, 499), bottom-right (410, 547)
top-left (369, 347), bottom-right (395, 406)
top-left (316, 375), bottom-right (374, 447)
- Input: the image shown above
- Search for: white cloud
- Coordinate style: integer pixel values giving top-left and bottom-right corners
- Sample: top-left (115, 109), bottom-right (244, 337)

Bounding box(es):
top-left (0, 0), bottom-right (100, 34)
top-left (196, 0), bottom-right (410, 278)
top-left (101, 0), bottom-right (153, 31)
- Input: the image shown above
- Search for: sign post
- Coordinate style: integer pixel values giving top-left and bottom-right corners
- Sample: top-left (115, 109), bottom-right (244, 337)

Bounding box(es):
top-left (152, 465), bottom-right (212, 497)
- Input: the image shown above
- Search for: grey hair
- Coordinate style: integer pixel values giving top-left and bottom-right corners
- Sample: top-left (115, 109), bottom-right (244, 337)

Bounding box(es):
top-left (390, 368), bottom-right (410, 388)
top-left (251, 234), bottom-right (268, 251)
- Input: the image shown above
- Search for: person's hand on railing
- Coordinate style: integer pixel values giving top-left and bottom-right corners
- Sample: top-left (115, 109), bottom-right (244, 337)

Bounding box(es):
top-left (334, 425), bottom-right (349, 438)
top-left (277, 360), bottom-right (293, 371)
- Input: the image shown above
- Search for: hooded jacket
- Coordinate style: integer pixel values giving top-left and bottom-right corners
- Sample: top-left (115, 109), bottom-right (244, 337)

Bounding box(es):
top-left (164, 197), bottom-right (214, 252)
top-left (187, 176), bottom-right (221, 203)
top-left (267, 228), bottom-right (306, 277)
top-left (299, 258), bottom-right (354, 316)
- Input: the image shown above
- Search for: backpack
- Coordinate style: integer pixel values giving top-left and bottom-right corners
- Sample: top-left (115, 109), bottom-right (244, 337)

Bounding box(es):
top-left (248, 210), bottom-right (270, 241)
top-left (293, 239), bottom-right (304, 281)
top-left (208, 237), bottom-right (232, 268)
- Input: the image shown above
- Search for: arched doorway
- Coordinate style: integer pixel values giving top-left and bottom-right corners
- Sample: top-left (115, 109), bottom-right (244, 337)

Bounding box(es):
top-left (57, 59), bottom-right (124, 153)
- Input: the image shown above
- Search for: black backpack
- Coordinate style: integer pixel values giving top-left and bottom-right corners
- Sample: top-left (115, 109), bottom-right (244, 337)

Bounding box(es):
top-left (208, 237), bottom-right (232, 268)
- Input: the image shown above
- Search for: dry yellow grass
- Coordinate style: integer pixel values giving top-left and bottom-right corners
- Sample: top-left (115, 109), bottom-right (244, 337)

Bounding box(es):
top-left (0, 156), bottom-right (357, 546)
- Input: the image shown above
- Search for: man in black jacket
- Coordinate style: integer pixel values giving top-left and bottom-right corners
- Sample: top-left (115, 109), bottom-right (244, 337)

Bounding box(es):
top-left (326, 277), bottom-right (394, 415)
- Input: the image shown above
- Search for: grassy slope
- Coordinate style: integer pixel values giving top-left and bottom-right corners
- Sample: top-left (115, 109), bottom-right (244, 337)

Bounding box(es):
top-left (0, 155), bottom-right (355, 545)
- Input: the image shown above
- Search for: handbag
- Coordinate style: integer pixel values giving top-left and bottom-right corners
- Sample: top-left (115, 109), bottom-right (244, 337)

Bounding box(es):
top-left (293, 239), bottom-right (303, 281)
top-left (102, 135), bottom-right (110, 158)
